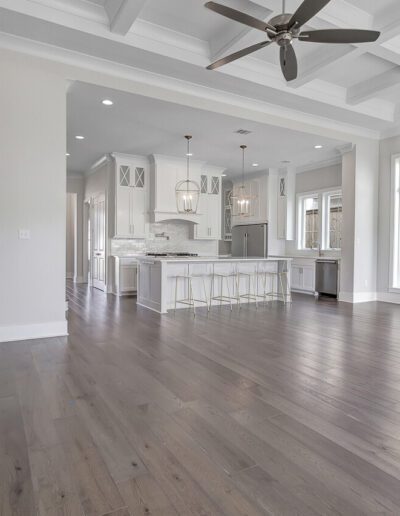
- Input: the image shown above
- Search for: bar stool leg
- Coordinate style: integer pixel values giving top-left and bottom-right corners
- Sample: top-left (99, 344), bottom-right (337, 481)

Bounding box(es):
top-left (202, 277), bottom-right (210, 311)
top-left (226, 276), bottom-right (233, 311)
top-left (174, 276), bottom-right (178, 312)
top-left (279, 273), bottom-right (286, 304)
top-left (189, 278), bottom-right (196, 316)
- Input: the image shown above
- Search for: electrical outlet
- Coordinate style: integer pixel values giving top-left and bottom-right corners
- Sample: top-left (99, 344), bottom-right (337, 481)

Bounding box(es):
top-left (18, 229), bottom-right (31, 240)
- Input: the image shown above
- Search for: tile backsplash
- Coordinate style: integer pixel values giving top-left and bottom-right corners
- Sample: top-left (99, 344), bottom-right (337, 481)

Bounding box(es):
top-left (111, 221), bottom-right (219, 256)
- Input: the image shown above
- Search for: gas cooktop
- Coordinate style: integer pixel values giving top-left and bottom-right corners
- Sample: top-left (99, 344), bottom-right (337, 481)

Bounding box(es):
top-left (145, 252), bottom-right (198, 257)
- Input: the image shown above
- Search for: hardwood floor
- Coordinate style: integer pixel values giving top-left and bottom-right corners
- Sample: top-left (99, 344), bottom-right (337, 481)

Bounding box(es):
top-left (2, 283), bottom-right (400, 515)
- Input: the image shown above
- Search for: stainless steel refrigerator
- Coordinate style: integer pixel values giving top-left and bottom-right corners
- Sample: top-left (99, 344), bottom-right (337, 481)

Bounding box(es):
top-left (231, 224), bottom-right (268, 258)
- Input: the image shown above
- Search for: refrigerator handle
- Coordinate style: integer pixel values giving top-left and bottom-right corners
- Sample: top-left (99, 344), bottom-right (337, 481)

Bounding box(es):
top-left (244, 233), bottom-right (248, 257)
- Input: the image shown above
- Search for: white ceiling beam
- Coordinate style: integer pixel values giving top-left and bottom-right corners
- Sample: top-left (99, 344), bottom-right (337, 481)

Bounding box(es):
top-left (209, 0), bottom-right (272, 60)
top-left (347, 68), bottom-right (400, 105)
top-left (106, 0), bottom-right (148, 35)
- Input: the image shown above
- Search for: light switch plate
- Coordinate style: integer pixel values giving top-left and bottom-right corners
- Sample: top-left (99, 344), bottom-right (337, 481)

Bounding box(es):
top-left (19, 229), bottom-right (31, 240)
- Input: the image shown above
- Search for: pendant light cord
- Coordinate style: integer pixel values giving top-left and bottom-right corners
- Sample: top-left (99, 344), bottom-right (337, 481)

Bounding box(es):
top-left (185, 135), bottom-right (192, 193)
top-left (240, 144), bottom-right (247, 188)
top-left (282, 0), bottom-right (285, 13)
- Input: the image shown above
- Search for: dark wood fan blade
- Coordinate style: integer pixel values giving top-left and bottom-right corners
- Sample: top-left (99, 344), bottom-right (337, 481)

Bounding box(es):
top-left (280, 45), bottom-right (298, 81)
top-left (288, 0), bottom-right (331, 30)
top-left (207, 40), bottom-right (271, 70)
top-left (299, 29), bottom-right (380, 43)
top-left (205, 1), bottom-right (276, 33)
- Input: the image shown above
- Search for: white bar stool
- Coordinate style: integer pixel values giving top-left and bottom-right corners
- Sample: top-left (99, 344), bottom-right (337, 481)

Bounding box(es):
top-left (174, 264), bottom-right (210, 316)
top-left (237, 264), bottom-right (259, 308)
top-left (264, 261), bottom-right (292, 304)
top-left (210, 263), bottom-right (239, 310)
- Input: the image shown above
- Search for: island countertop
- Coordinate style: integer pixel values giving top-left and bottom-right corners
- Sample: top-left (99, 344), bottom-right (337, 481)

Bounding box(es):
top-left (136, 256), bottom-right (292, 263)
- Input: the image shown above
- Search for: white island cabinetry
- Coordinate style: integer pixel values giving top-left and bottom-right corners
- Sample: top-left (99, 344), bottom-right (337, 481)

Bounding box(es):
top-left (137, 257), bottom-right (291, 313)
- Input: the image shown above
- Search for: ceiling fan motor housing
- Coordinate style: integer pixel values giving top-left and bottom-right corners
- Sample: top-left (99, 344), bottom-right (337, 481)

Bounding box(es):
top-left (268, 14), bottom-right (300, 45)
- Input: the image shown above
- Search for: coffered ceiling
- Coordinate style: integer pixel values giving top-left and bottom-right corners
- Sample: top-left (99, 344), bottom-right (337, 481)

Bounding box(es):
top-left (1, 0), bottom-right (400, 137)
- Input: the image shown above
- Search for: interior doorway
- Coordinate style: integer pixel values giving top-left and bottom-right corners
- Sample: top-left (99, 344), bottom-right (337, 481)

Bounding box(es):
top-left (66, 192), bottom-right (77, 281)
top-left (90, 193), bottom-right (106, 291)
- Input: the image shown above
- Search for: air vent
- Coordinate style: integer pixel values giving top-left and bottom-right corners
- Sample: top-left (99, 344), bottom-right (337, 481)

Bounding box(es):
top-left (235, 129), bottom-right (252, 135)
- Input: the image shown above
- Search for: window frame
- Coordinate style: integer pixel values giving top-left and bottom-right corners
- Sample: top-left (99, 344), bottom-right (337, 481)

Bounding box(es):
top-left (322, 190), bottom-right (343, 251)
top-left (297, 192), bottom-right (321, 250)
top-left (297, 188), bottom-right (343, 252)
top-left (390, 154), bottom-right (400, 292)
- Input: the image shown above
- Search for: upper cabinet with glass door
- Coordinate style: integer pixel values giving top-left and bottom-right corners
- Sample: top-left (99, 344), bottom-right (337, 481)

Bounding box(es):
top-left (113, 153), bottom-right (148, 239)
top-left (192, 167), bottom-right (225, 240)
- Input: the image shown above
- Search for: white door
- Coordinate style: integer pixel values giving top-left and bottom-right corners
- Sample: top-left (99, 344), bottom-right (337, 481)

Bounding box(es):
top-left (92, 194), bottom-right (106, 291)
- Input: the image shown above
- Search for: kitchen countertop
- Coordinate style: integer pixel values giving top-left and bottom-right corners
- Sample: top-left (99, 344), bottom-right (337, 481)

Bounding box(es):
top-left (136, 256), bottom-right (292, 263)
top-left (272, 255), bottom-right (341, 261)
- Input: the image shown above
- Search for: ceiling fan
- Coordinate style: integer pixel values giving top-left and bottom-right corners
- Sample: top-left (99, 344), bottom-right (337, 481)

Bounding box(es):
top-left (205, 0), bottom-right (380, 81)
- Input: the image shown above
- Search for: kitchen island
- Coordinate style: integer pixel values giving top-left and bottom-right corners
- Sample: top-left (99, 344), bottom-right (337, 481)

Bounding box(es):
top-left (136, 256), bottom-right (291, 313)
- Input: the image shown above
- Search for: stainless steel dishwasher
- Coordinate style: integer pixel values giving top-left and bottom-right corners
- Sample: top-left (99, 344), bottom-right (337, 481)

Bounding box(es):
top-left (315, 259), bottom-right (339, 298)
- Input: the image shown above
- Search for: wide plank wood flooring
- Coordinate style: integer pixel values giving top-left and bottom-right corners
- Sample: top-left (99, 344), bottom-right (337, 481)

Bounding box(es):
top-left (2, 282), bottom-right (400, 515)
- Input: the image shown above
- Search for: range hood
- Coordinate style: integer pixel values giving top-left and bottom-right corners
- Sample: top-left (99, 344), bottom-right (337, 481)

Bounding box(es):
top-left (150, 155), bottom-right (205, 224)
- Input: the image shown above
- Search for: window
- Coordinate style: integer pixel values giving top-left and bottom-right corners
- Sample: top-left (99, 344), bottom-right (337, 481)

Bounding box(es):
top-left (298, 189), bottom-right (342, 251)
top-left (326, 192), bottom-right (343, 250)
top-left (299, 195), bottom-right (319, 249)
top-left (391, 156), bottom-right (400, 289)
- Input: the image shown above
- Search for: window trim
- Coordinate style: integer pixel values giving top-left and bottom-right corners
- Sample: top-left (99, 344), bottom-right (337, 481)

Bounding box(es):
top-left (297, 187), bottom-right (342, 252)
top-left (389, 153), bottom-right (400, 293)
top-left (297, 192), bottom-right (321, 250)
top-left (323, 189), bottom-right (343, 251)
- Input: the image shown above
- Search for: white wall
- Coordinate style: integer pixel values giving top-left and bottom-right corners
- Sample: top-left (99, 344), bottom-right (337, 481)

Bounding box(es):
top-left (0, 50), bottom-right (67, 342)
top-left (377, 135), bottom-right (400, 302)
top-left (295, 163), bottom-right (342, 193)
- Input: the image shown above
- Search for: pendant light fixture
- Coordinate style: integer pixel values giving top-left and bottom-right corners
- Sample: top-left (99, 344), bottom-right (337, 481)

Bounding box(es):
top-left (232, 144), bottom-right (256, 217)
top-left (175, 135), bottom-right (200, 214)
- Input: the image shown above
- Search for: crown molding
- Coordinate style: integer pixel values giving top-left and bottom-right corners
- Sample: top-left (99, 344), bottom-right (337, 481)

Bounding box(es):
top-left (296, 156), bottom-right (342, 174)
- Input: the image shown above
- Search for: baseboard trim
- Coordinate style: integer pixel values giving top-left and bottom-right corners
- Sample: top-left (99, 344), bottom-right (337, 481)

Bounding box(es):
top-left (377, 292), bottom-right (400, 304)
top-left (339, 292), bottom-right (377, 303)
top-left (74, 276), bottom-right (86, 284)
top-left (0, 320), bottom-right (68, 343)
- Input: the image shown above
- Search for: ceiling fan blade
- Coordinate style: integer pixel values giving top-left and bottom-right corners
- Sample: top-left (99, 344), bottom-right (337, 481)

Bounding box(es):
top-left (280, 45), bottom-right (298, 81)
top-left (205, 1), bottom-right (276, 33)
top-left (288, 0), bottom-right (331, 30)
top-left (299, 29), bottom-right (380, 43)
top-left (207, 40), bottom-right (272, 70)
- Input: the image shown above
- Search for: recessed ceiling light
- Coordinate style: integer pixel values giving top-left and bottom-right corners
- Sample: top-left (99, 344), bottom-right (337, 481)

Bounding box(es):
top-left (252, 163), bottom-right (259, 167)
top-left (186, 153), bottom-right (193, 157)
top-left (66, 153), bottom-right (70, 157)
top-left (102, 99), bottom-right (113, 106)
top-left (314, 145), bottom-right (323, 149)
top-left (222, 173), bottom-right (227, 177)
top-left (75, 135), bottom-right (85, 140)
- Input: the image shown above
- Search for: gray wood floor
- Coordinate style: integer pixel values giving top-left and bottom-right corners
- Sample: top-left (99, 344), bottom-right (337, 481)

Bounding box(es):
top-left (2, 284), bottom-right (400, 515)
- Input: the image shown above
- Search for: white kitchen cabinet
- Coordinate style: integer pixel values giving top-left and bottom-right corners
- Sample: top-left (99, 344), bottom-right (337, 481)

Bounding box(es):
top-left (291, 259), bottom-right (315, 293)
top-left (193, 173), bottom-right (222, 240)
top-left (112, 257), bottom-right (138, 296)
top-left (113, 155), bottom-right (148, 239)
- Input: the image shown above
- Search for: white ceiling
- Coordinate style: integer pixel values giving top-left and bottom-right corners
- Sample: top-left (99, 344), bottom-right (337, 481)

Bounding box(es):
top-left (2, 0), bottom-right (400, 137)
top-left (67, 81), bottom-right (346, 176)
